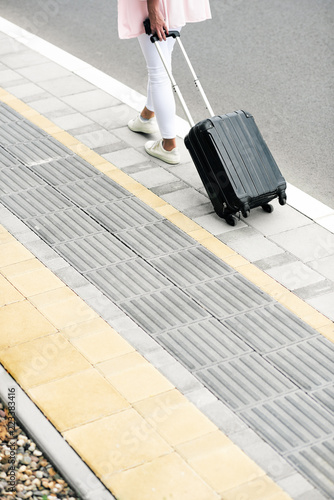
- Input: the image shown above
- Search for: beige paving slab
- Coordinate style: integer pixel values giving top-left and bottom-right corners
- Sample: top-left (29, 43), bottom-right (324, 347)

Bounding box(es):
top-left (134, 389), bottom-right (217, 446)
top-left (0, 300), bottom-right (57, 351)
top-left (97, 351), bottom-right (174, 403)
top-left (71, 327), bottom-right (134, 364)
top-left (177, 431), bottom-right (265, 494)
top-left (29, 368), bottom-right (130, 431)
top-left (2, 264), bottom-right (65, 297)
top-left (63, 409), bottom-right (172, 476)
top-left (0, 240), bottom-right (34, 268)
top-left (0, 333), bottom-right (91, 388)
top-left (221, 476), bottom-right (292, 500)
top-left (0, 274), bottom-right (24, 306)
top-left (29, 288), bottom-right (99, 329)
top-left (105, 452), bottom-right (220, 500)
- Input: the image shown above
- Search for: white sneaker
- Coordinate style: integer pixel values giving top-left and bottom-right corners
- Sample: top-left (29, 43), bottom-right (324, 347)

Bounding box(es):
top-left (128, 114), bottom-right (159, 134)
top-left (145, 139), bottom-right (180, 165)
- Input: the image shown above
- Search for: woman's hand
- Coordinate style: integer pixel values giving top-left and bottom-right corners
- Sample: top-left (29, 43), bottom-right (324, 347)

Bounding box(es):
top-left (147, 0), bottom-right (168, 40)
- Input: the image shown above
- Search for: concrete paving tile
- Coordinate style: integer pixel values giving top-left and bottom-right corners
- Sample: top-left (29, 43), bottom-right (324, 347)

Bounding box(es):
top-left (74, 129), bottom-right (119, 149)
top-left (87, 104), bottom-right (133, 129)
top-left (62, 89), bottom-right (120, 113)
top-left (270, 223), bottom-right (334, 262)
top-left (0, 50), bottom-right (49, 69)
top-left (158, 361), bottom-right (204, 394)
top-left (0, 68), bottom-right (22, 83)
top-left (29, 368), bottom-right (129, 431)
top-left (316, 213), bottom-right (334, 232)
top-left (97, 351), bottom-right (174, 403)
top-left (51, 112), bottom-right (94, 130)
top-left (105, 452), bottom-right (220, 500)
top-left (246, 203), bottom-right (312, 236)
top-left (176, 431), bottom-right (264, 493)
top-left (71, 328), bottom-right (134, 364)
top-left (112, 125), bottom-right (156, 148)
top-left (0, 274), bottom-right (24, 306)
top-left (63, 409), bottom-right (172, 475)
top-left (0, 240), bottom-right (34, 267)
top-left (152, 180), bottom-right (188, 196)
top-left (161, 187), bottom-right (209, 212)
top-left (17, 61), bottom-right (71, 82)
top-left (0, 300), bottom-right (57, 350)
top-left (266, 261), bottom-right (325, 290)
top-left (103, 147), bottom-right (148, 168)
top-left (295, 279), bottom-right (334, 301)
top-left (307, 292), bottom-right (334, 321)
top-left (0, 333), bottom-right (91, 388)
top-left (6, 82), bottom-right (44, 99)
top-left (200, 400), bottom-right (248, 435)
top-left (277, 473), bottom-right (315, 499)
top-left (171, 162), bottom-right (204, 190)
top-left (0, 38), bottom-right (26, 56)
top-left (195, 213), bottom-right (247, 235)
top-left (131, 167), bottom-right (178, 189)
top-left (227, 234), bottom-right (285, 262)
top-left (309, 254), bottom-right (334, 281)
top-left (37, 75), bottom-right (95, 97)
top-left (134, 389), bottom-right (217, 446)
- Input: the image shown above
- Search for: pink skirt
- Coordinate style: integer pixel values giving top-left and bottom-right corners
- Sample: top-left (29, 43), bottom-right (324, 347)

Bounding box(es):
top-left (118, 0), bottom-right (211, 39)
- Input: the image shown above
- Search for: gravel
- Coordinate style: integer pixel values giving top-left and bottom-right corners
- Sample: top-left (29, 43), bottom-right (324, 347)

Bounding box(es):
top-left (0, 399), bottom-right (81, 500)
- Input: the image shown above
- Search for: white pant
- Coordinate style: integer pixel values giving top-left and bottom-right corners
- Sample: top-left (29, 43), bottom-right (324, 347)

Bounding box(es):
top-left (138, 31), bottom-right (179, 139)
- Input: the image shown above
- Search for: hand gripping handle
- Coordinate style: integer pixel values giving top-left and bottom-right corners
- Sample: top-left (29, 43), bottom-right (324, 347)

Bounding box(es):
top-left (143, 18), bottom-right (180, 42)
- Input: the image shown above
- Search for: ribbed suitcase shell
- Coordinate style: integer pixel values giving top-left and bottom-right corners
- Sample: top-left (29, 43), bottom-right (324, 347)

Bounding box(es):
top-left (185, 110), bottom-right (287, 221)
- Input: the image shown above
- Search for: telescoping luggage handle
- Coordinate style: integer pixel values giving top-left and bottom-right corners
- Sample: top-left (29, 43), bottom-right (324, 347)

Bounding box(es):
top-left (143, 19), bottom-right (215, 128)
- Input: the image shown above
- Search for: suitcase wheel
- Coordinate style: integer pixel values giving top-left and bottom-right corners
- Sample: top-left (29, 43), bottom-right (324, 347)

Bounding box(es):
top-left (225, 214), bottom-right (238, 226)
top-left (262, 203), bottom-right (274, 213)
top-left (242, 209), bottom-right (250, 218)
top-left (279, 193), bottom-right (287, 206)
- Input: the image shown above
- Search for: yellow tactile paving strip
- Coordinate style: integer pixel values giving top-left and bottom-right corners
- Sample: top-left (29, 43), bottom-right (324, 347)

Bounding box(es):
top-left (0, 225), bottom-right (292, 499)
top-left (0, 87), bottom-right (331, 498)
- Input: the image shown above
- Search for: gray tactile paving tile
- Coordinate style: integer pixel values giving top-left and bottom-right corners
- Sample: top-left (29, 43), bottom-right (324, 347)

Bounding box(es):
top-left (1, 185), bottom-right (72, 218)
top-left (0, 102), bottom-right (23, 123)
top-left (1, 120), bottom-right (47, 145)
top-left (0, 166), bottom-right (44, 194)
top-left (288, 438), bottom-right (334, 499)
top-left (266, 337), bottom-right (334, 391)
top-left (116, 220), bottom-right (196, 258)
top-left (5, 138), bottom-right (72, 166)
top-left (224, 304), bottom-right (317, 352)
top-left (56, 176), bottom-right (130, 207)
top-left (241, 391), bottom-right (334, 454)
top-left (26, 208), bottom-right (103, 245)
top-left (312, 386), bottom-right (334, 415)
top-left (0, 146), bottom-right (23, 168)
top-left (197, 352), bottom-right (297, 411)
top-left (186, 274), bottom-right (272, 318)
top-left (87, 198), bottom-right (162, 233)
top-left (55, 233), bottom-right (136, 272)
top-left (86, 259), bottom-right (171, 302)
top-left (150, 246), bottom-right (232, 287)
top-left (156, 318), bottom-right (252, 370)
top-left (31, 156), bottom-right (100, 185)
top-left (120, 287), bottom-right (210, 335)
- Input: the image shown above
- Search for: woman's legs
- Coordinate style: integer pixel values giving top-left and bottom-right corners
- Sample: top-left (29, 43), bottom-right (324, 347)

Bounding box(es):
top-left (138, 32), bottom-right (178, 151)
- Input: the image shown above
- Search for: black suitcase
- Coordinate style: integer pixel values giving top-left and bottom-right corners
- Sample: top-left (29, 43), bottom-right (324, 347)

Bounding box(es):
top-left (145, 23), bottom-right (287, 226)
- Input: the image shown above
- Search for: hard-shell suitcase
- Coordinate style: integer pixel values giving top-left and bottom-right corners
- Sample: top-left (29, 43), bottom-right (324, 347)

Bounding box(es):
top-left (144, 22), bottom-right (287, 226)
